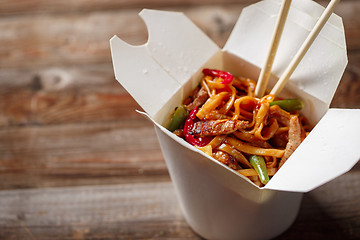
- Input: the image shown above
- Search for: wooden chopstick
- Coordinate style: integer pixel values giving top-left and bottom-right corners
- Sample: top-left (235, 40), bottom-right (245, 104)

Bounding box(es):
top-left (255, 0), bottom-right (292, 98)
top-left (270, 0), bottom-right (341, 96)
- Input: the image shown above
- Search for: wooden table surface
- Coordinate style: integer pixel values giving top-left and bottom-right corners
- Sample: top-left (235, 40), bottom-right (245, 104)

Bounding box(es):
top-left (0, 0), bottom-right (359, 239)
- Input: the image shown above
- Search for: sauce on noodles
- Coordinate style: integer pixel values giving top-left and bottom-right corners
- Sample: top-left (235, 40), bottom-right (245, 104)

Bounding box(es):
top-left (168, 69), bottom-right (311, 187)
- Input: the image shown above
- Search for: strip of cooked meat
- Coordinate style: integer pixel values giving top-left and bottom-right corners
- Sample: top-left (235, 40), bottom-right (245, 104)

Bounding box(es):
top-left (279, 115), bottom-right (302, 168)
top-left (186, 86), bottom-right (208, 111)
top-left (191, 119), bottom-right (249, 136)
top-left (213, 150), bottom-right (240, 170)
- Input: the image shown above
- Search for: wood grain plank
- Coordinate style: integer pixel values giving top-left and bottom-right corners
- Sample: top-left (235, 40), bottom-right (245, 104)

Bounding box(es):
top-left (0, 63), bottom-right (116, 89)
top-left (0, 181), bottom-right (196, 239)
top-left (0, 9), bottom-right (147, 68)
top-left (0, 63), bottom-right (145, 127)
top-left (0, 120), bottom-right (168, 189)
top-left (0, 2), bottom-right (359, 69)
top-left (0, 0), bottom-right (253, 16)
top-left (0, 83), bottom-right (141, 127)
top-left (279, 169), bottom-right (360, 239)
top-left (0, 0), bottom-right (354, 16)
top-left (0, 169), bottom-right (359, 239)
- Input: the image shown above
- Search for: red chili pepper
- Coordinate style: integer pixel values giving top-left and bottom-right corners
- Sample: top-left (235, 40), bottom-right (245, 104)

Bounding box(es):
top-left (202, 68), bottom-right (233, 84)
top-left (183, 108), bottom-right (213, 147)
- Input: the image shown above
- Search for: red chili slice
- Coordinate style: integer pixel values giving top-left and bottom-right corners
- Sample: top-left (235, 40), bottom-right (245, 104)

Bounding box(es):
top-left (202, 68), bottom-right (233, 84)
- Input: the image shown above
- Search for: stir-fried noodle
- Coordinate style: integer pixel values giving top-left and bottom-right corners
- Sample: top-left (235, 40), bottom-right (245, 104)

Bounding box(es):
top-left (168, 69), bottom-right (311, 186)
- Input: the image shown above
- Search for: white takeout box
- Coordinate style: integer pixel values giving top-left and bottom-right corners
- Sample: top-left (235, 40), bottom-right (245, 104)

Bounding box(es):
top-left (110, 0), bottom-right (360, 239)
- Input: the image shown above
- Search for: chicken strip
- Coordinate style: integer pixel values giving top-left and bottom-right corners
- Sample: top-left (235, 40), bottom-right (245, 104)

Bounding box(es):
top-left (191, 119), bottom-right (249, 137)
top-left (213, 150), bottom-right (240, 170)
top-left (279, 115), bottom-right (302, 168)
top-left (186, 86), bottom-right (208, 111)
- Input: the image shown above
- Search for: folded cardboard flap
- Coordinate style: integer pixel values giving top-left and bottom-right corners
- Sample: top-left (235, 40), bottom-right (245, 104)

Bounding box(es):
top-left (110, 35), bottom-right (181, 120)
top-left (265, 109), bottom-right (360, 192)
top-left (110, 9), bottom-right (219, 122)
top-left (140, 9), bottom-right (219, 87)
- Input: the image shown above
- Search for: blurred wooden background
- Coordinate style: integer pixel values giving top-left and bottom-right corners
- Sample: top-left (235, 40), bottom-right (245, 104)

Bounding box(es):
top-left (0, 0), bottom-right (359, 239)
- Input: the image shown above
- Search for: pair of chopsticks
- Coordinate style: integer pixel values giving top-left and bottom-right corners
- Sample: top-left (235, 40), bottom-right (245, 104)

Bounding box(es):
top-left (255, 0), bottom-right (341, 98)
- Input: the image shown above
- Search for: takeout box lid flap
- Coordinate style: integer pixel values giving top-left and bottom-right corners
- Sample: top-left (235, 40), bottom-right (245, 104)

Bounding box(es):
top-left (140, 9), bottom-right (220, 85)
top-left (224, 0), bottom-right (347, 106)
top-left (110, 9), bottom-right (219, 119)
top-left (265, 109), bottom-right (360, 192)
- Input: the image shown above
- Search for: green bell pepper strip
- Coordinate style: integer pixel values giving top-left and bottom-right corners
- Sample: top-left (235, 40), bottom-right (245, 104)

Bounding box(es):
top-left (270, 99), bottom-right (304, 112)
top-left (167, 105), bottom-right (189, 132)
top-left (249, 155), bottom-right (269, 185)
